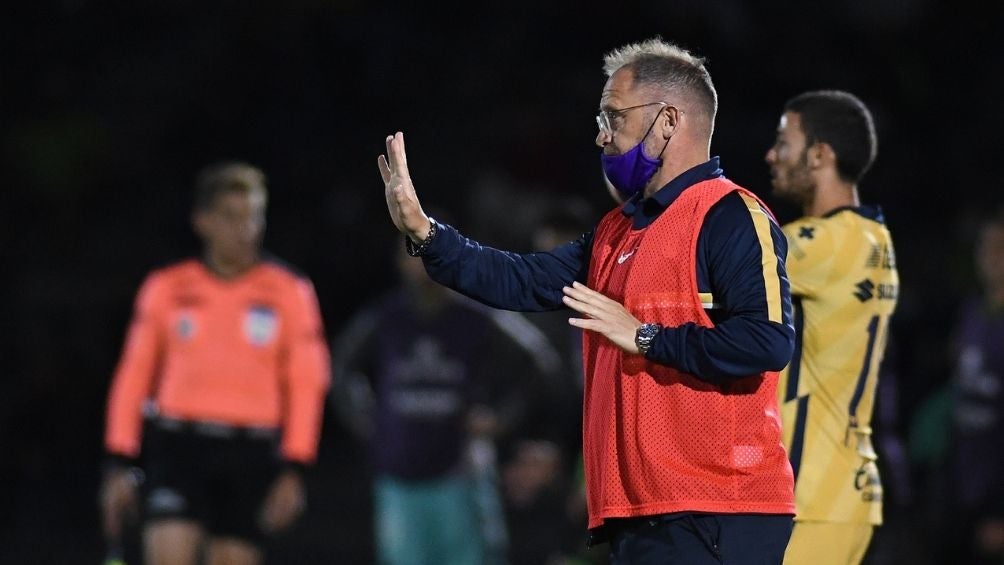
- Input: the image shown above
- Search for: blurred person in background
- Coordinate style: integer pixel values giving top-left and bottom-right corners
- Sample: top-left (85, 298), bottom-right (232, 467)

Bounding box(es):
top-left (499, 198), bottom-right (603, 565)
top-left (935, 208), bottom-right (1004, 565)
top-left (517, 198), bottom-right (612, 565)
top-left (99, 162), bottom-right (331, 565)
top-left (330, 235), bottom-right (561, 565)
top-left (379, 36), bottom-right (796, 564)
top-left (522, 198), bottom-right (597, 472)
top-left (765, 90), bottom-right (898, 565)
top-left (859, 336), bottom-right (918, 565)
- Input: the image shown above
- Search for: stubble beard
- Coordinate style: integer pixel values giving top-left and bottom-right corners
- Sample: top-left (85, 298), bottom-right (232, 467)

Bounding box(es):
top-left (772, 153), bottom-right (815, 210)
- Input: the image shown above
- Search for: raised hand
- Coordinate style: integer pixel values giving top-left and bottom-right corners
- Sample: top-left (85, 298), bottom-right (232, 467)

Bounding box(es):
top-left (563, 281), bottom-right (643, 353)
top-left (377, 132), bottom-right (431, 242)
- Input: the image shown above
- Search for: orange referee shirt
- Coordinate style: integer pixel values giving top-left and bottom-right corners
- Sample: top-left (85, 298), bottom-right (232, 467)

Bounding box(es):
top-left (104, 258), bottom-right (331, 464)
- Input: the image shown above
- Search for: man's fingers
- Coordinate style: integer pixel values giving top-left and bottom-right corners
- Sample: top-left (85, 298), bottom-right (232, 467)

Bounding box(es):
top-left (568, 317), bottom-right (600, 331)
top-left (564, 282), bottom-right (599, 303)
top-left (377, 155), bottom-right (391, 184)
top-left (562, 294), bottom-right (596, 317)
top-left (384, 134), bottom-right (396, 169)
top-left (568, 281), bottom-right (609, 303)
top-left (385, 132), bottom-right (409, 176)
top-left (563, 285), bottom-right (609, 310)
top-left (394, 131), bottom-right (408, 170)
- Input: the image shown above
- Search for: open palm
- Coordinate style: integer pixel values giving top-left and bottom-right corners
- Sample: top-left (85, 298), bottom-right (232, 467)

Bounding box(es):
top-left (377, 132), bottom-right (430, 239)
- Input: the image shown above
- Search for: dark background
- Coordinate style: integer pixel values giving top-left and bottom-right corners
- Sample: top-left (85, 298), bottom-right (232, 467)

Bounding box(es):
top-left (3, 1), bottom-right (1003, 563)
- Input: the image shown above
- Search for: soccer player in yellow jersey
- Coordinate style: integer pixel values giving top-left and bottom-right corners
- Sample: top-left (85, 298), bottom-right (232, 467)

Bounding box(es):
top-left (765, 90), bottom-right (898, 565)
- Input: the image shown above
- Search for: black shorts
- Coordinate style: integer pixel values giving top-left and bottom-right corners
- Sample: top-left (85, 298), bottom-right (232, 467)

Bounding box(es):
top-left (142, 419), bottom-right (281, 545)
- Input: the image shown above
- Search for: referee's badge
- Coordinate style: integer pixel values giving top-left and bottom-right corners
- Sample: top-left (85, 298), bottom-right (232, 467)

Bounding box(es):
top-left (176, 312), bottom-right (196, 341)
top-left (244, 305), bottom-right (278, 346)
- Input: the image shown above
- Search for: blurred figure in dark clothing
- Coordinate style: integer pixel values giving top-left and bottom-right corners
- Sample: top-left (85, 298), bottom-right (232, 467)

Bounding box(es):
top-left (330, 237), bottom-right (560, 565)
top-left (936, 209), bottom-right (1004, 565)
top-left (504, 198), bottom-right (607, 565)
top-left (523, 198), bottom-right (597, 476)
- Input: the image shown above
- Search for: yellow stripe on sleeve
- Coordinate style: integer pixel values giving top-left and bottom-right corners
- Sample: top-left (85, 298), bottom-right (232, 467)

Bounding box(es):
top-left (739, 193), bottom-right (783, 323)
top-left (698, 292), bottom-right (720, 309)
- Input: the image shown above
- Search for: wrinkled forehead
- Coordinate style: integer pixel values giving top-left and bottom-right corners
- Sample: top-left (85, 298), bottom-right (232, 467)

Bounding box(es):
top-left (600, 67), bottom-right (641, 109)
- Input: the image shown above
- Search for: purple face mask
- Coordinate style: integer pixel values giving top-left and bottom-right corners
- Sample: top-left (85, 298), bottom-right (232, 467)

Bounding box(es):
top-left (600, 142), bottom-right (662, 199)
top-left (600, 112), bottom-right (669, 198)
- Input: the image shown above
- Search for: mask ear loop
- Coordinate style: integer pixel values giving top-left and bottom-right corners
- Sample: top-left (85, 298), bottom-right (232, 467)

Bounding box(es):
top-left (643, 106), bottom-right (672, 161)
top-left (655, 135), bottom-right (671, 160)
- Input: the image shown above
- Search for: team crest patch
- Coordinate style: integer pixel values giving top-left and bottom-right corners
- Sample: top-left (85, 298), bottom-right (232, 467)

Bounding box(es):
top-left (244, 305), bottom-right (278, 346)
top-left (176, 312), bottom-right (196, 341)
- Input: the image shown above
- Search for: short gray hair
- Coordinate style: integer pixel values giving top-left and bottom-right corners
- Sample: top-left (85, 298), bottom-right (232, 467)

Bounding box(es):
top-left (603, 37), bottom-right (718, 134)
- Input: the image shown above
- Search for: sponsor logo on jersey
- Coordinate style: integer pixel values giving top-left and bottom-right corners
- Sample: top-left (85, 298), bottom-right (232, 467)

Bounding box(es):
top-left (244, 305), bottom-right (278, 346)
top-left (617, 248), bottom-right (638, 264)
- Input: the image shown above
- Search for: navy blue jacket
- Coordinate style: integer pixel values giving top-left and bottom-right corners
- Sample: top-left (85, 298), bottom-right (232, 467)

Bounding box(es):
top-left (419, 157), bottom-right (794, 383)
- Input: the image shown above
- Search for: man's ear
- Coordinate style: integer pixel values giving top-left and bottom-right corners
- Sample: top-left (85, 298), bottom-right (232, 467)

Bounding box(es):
top-left (811, 142), bottom-right (836, 169)
top-left (660, 106), bottom-right (682, 139)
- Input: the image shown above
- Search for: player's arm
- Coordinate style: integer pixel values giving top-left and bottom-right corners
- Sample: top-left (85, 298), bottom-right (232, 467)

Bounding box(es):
top-left (101, 273), bottom-right (166, 542)
top-left (422, 219), bottom-right (593, 311)
top-left (262, 276), bottom-right (331, 533)
top-left (379, 131), bottom-right (591, 312)
top-left (279, 277), bottom-right (331, 466)
top-left (647, 192), bottom-right (795, 382)
top-left (104, 273), bottom-right (166, 462)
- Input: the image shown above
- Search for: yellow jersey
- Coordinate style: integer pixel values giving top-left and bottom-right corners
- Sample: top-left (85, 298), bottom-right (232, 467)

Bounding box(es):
top-left (778, 206), bottom-right (898, 525)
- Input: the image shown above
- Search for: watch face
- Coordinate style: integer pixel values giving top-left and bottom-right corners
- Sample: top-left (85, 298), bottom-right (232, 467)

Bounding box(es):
top-left (636, 324), bottom-right (661, 354)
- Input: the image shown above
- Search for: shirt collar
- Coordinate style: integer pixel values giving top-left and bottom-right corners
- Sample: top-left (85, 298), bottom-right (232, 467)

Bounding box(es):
top-left (822, 204), bottom-right (885, 223)
top-left (620, 156), bottom-right (724, 218)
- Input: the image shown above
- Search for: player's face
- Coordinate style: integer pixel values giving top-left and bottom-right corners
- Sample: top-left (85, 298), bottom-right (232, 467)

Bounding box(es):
top-left (196, 189), bottom-right (266, 268)
top-left (978, 224), bottom-right (1004, 293)
top-left (766, 111), bottom-right (815, 205)
top-left (595, 68), bottom-right (666, 157)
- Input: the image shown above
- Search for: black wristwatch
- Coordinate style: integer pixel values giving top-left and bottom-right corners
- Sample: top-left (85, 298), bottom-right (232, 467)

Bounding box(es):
top-left (635, 323), bottom-right (662, 356)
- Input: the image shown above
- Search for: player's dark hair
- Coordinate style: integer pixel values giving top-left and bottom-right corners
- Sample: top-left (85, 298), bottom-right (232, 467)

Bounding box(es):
top-left (785, 90), bottom-right (877, 184)
top-left (193, 162), bottom-right (267, 211)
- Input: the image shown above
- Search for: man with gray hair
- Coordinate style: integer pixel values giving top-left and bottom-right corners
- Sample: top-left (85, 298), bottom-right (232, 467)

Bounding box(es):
top-left (378, 37), bottom-right (796, 564)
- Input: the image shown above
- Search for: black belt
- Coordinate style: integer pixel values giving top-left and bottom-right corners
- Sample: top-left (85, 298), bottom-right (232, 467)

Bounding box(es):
top-left (154, 416), bottom-right (279, 441)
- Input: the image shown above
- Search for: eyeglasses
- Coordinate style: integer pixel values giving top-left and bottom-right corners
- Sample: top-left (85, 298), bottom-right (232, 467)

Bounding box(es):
top-left (596, 101), bottom-right (668, 137)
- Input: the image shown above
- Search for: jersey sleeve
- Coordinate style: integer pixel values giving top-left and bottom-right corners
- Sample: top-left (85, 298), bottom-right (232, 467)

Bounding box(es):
top-left (782, 218), bottom-right (835, 298)
top-left (650, 192), bottom-right (794, 380)
top-left (104, 273), bottom-right (167, 459)
top-left (422, 220), bottom-right (593, 311)
top-left (279, 277), bottom-right (332, 464)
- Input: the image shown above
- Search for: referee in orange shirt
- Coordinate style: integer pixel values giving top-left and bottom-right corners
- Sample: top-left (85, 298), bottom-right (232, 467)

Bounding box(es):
top-left (99, 162), bottom-right (331, 565)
